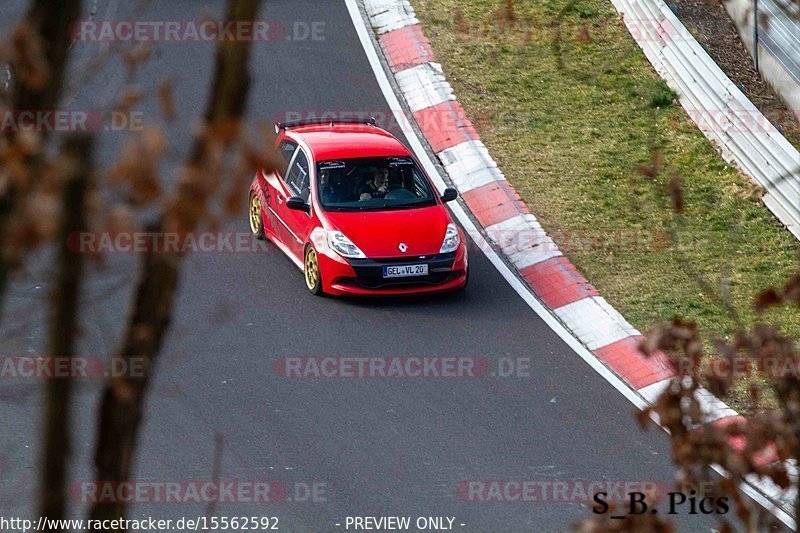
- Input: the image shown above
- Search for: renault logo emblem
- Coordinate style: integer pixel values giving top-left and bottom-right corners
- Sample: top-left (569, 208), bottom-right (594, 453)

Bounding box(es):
top-left (399, 243), bottom-right (408, 252)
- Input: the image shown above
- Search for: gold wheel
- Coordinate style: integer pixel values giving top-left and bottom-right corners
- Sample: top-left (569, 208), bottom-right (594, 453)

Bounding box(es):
top-left (304, 246), bottom-right (322, 294)
top-left (249, 193), bottom-right (264, 238)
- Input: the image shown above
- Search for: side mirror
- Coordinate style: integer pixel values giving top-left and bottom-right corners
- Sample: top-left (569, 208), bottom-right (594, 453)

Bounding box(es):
top-left (441, 188), bottom-right (458, 203)
top-left (286, 196), bottom-right (310, 213)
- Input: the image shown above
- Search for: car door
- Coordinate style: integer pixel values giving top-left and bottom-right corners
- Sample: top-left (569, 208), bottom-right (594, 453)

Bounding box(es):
top-left (278, 147), bottom-right (314, 259)
top-left (261, 138), bottom-right (299, 241)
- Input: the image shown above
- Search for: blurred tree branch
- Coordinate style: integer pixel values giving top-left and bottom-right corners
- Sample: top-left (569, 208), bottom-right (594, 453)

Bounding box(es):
top-left (40, 134), bottom-right (93, 532)
top-left (0, 0), bottom-right (82, 323)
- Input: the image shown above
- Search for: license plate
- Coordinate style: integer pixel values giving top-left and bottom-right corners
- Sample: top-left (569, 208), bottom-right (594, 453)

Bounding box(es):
top-left (383, 264), bottom-right (428, 278)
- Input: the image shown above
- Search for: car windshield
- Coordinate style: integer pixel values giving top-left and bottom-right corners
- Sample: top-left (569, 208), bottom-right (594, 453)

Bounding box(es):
top-left (315, 156), bottom-right (437, 211)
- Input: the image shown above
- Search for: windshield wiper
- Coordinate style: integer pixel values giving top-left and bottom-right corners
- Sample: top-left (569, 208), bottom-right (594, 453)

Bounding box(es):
top-left (384, 201), bottom-right (435, 210)
top-left (324, 201), bottom-right (434, 212)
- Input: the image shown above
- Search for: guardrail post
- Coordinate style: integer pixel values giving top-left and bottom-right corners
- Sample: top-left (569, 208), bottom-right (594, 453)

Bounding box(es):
top-left (753, 0), bottom-right (760, 72)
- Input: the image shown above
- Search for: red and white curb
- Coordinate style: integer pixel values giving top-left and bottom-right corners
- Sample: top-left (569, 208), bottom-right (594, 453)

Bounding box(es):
top-left (353, 0), bottom-right (795, 526)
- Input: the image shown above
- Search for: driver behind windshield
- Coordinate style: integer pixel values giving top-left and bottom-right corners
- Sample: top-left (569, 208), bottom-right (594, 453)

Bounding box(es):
top-left (319, 169), bottom-right (344, 204)
top-left (358, 168), bottom-right (390, 201)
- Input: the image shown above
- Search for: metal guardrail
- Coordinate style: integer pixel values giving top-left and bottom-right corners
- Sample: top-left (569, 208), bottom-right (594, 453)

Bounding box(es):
top-left (758, 0), bottom-right (800, 85)
top-left (610, 0), bottom-right (800, 240)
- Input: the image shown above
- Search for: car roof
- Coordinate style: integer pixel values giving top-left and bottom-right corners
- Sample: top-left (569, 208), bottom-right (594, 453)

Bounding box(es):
top-left (285, 123), bottom-right (411, 161)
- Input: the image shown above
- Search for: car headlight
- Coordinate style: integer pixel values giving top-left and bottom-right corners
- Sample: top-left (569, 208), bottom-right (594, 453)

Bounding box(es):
top-left (327, 230), bottom-right (366, 259)
top-left (439, 223), bottom-right (461, 253)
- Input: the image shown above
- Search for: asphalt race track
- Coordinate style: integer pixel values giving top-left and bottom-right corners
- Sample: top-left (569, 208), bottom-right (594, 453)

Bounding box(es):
top-left (0, 1), bottom-right (735, 531)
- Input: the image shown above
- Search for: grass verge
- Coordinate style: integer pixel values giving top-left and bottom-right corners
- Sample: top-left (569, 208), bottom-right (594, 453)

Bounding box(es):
top-left (410, 0), bottom-right (800, 414)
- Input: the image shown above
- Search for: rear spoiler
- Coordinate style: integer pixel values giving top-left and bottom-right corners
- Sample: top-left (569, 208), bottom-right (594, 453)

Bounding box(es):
top-left (274, 117), bottom-right (376, 133)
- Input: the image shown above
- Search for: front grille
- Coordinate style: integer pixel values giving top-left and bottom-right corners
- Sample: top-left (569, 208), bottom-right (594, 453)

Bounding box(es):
top-left (339, 270), bottom-right (462, 290)
top-left (343, 252), bottom-right (457, 289)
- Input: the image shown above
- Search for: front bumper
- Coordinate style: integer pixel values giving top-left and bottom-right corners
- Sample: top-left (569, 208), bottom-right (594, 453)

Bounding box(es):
top-left (318, 242), bottom-right (468, 296)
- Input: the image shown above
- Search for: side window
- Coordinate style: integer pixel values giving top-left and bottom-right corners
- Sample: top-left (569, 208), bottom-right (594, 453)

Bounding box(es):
top-left (285, 149), bottom-right (310, 202)
top-left (278, 139), bottom-right (298, 176)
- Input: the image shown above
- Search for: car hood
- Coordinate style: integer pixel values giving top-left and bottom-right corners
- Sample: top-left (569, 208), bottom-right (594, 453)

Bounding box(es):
top-left (324, 205), bottom-right (449, 258)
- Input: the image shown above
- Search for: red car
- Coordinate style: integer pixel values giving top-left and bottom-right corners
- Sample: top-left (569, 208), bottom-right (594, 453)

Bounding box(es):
top-left (248, 118), bottom-right (469, 296)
